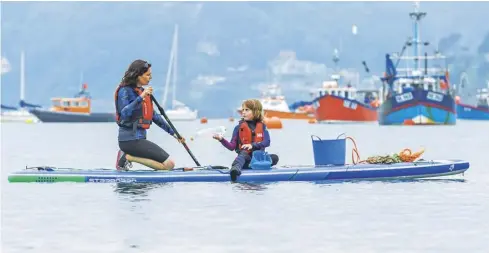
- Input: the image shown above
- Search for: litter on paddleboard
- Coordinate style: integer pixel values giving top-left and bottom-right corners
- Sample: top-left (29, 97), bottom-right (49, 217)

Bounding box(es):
top-left (8, 134), bottom-right (470, 184)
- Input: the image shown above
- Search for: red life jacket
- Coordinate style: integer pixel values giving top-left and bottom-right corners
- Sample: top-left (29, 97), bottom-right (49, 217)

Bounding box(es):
top-left (114, 85), bottom-right (153, 129)
top-left (238, 120), bottom-right (264, 153)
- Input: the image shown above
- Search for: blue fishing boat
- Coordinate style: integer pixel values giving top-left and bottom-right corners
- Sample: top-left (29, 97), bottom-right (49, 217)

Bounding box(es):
top-left (377, 3), bottom-right (456, 125)
top-left (456, 81), bottom-right (489, 120)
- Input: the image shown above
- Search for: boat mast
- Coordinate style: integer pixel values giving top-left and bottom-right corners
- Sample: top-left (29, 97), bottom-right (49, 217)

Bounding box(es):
top-left (20, 50), bottom-right (25, 107)
top-left (17, 51), bottom-right (42, 109)
top-left (409, 1), bottom-right (426, 72)
top-left (332, 48), bottom-right (340, 83)
top-left (333, 48), bottom-right (339, 71)
top-left (172, 24), bottom-right (179, 109)
top-left (162, 24), bottom-right (177, 109)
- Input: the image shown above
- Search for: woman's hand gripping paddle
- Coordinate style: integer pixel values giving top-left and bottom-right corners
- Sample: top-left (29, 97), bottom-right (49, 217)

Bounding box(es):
top-left (150, 95), bottom-right (201, 166)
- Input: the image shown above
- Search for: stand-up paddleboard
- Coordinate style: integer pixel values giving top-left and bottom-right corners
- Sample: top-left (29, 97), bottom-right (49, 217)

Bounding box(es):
top-left (8, 160), bottom-right (469, 183)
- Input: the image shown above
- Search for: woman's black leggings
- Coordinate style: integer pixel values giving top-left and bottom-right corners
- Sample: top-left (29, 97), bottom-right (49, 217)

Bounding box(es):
top-left (119, 139), bottom-right (170, 163)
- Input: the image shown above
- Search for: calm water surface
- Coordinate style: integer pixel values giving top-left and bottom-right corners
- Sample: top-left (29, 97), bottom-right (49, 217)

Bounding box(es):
top-left (2, 119), bottom-right (488, 252)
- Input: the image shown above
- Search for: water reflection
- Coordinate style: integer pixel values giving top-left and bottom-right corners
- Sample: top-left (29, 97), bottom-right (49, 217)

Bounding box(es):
top-left (111, 180), bottom-right (274, 195)
top-left (112, 183), bottom-right (170, 200)
top-left (110, 176), bottom-right (466, 196)
top-left (232, 182), bottom-right (271, 192)
top-left (313, 178), bottom-right (467, 186)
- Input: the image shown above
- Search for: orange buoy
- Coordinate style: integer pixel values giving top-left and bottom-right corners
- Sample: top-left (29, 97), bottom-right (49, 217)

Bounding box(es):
top-left (455, 96), bottom-right (461, 104)
top-left (264, 116), bottom-right (282, 129)
top-left (308, 118), bottom-right (317, 124)
top-left (303, 105), bottom-right (315, 114)
top-left (200, 117), bottom-right (208, 124)
top-left (403, 119), bottom-right (415, 125)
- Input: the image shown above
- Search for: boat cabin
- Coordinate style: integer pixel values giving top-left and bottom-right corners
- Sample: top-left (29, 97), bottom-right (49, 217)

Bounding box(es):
top-left (49, 83), bottom-right (92, 113)
top-left (388, 52), bottom-right (451, 96)
top-left (312, 80), bottom-right (357, 100)
top-left (311, 79), bottom-right (381, 107)
top-left (475, 87), bottom-right (489, 108)
top-left (259, 84), bottom-right (290, 112)
top-left (394, 75), bottom-right (449, 95)
top-left (50, 97), bottom-right (91, 113)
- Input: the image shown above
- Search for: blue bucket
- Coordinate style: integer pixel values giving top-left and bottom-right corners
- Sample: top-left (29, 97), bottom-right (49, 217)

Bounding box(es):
top-left (249, 150), bottom-right (273, 170)
top-left (311, 134), bottom-right (346, 166)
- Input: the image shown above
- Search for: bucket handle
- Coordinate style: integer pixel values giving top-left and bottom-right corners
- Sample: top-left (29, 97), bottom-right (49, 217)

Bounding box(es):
top-left (311, 135), bottom-right (321, 141)
top-left (311, 133), bottom-right (346, 141)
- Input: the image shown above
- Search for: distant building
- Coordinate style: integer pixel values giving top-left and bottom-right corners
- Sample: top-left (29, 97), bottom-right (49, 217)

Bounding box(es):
top-left (268, 50), bottom-right (328, 76)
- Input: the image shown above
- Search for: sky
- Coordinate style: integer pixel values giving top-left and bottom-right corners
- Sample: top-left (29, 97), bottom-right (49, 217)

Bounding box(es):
top-left (1, 1), bottom-right (488, 116)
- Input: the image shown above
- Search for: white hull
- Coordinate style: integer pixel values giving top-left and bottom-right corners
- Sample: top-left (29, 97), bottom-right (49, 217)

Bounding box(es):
top-left (165, 109), bottom-right (198, 121)
top-left (0, 110), bottom-right (39, 123)
top-left (1, 51), bottom-right (41, 124)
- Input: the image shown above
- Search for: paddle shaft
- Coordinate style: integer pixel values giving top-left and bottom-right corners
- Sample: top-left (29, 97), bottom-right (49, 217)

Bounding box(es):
top-left (150, 95), bottom-right (201, 166)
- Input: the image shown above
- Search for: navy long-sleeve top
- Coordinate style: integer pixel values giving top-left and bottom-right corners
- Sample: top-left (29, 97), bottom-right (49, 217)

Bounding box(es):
top-left (116, 86), bottom-right (174, 141)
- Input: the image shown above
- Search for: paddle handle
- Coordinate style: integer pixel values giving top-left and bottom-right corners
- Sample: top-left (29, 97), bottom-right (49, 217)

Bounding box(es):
top-left (150, 95), bottom-right (201, 166)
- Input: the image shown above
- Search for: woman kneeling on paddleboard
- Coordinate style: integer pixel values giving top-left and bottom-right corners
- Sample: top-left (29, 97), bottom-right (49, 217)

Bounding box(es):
top-left (114, 59), bottom-right (184, 171)
top-left (213, 99), bottom-right (279, 180)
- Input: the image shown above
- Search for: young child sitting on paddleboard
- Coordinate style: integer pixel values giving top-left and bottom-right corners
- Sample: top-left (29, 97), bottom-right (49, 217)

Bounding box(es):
top-left (213, 99), bottom-right (279, 181)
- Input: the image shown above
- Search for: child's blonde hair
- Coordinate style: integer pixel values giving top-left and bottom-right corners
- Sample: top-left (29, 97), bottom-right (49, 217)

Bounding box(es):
top-left (242, 99), bottom-right (264, 122)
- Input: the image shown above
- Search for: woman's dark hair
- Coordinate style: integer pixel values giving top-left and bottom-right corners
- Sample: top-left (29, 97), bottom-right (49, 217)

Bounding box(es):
top-left (120, 59), bottom-right (152, 87)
